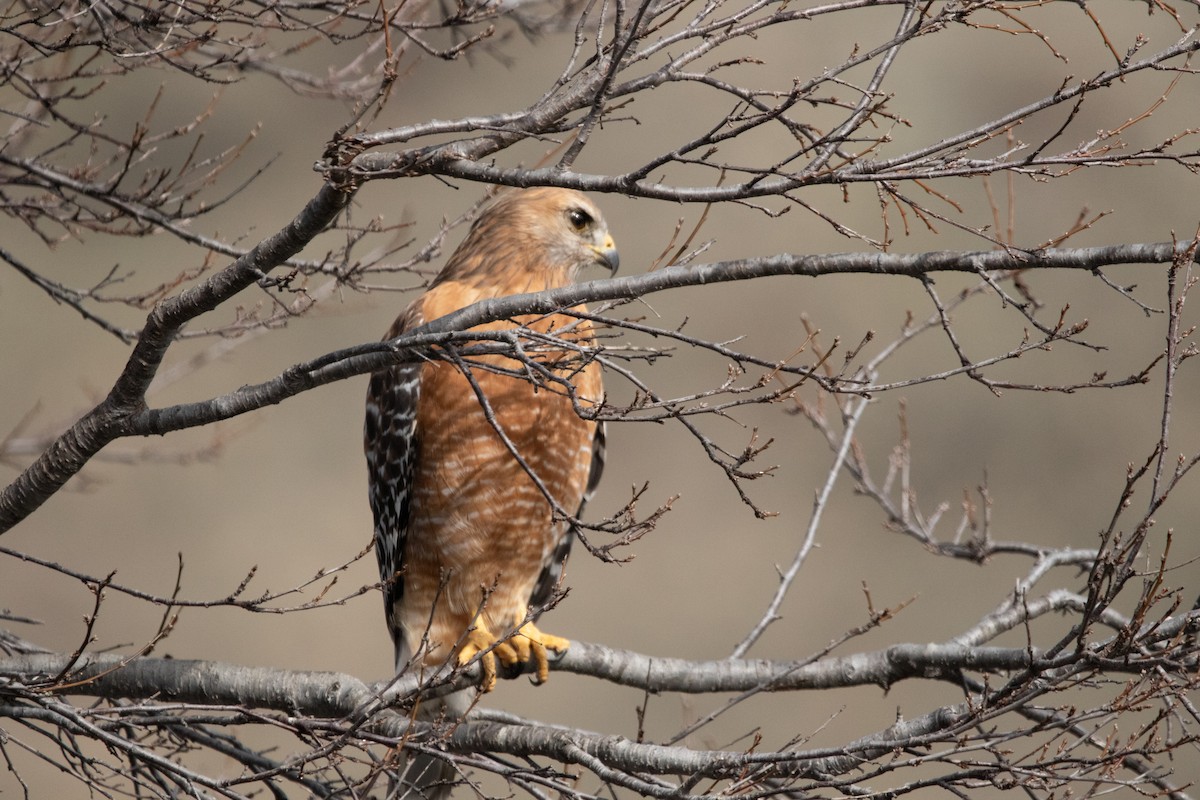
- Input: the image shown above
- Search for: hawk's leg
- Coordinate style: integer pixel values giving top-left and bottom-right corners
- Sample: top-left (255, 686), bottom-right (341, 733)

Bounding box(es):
top-left (457, 613), bottom-right (570, 690)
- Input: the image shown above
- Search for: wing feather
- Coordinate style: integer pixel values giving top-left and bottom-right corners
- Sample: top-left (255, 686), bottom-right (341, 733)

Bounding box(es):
top-left (528, 422), bottom-right (606, 615)
top-left (364, 303), bottom-right (425, 666)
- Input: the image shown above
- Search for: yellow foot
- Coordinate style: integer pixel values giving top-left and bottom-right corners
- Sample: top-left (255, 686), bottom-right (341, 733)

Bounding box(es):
top-left (503, 621), bottom-right (571, 686)
top-left (457, 626), bottom-right (499, 693)
top-left (457, 618), bottom-right (570, 691)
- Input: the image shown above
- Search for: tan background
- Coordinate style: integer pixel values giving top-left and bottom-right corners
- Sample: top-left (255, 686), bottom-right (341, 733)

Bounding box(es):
top-left (3, 2), bottom-right (1199, 794)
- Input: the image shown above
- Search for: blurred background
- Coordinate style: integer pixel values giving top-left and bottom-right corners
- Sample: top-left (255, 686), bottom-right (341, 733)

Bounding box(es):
top-left (2, 0), bottom-right (1199, 795)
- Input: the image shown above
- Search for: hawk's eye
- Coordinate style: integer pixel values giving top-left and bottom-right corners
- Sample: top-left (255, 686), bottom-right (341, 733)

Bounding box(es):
top-left (567, 208), bottom-right (592, 231)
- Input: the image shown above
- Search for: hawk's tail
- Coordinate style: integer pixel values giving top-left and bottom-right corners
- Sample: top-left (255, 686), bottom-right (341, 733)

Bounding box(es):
top-left (389, 644), bottom-right (469, 800)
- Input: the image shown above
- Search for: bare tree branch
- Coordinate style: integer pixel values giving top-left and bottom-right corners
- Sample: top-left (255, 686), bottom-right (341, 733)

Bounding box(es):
top-left (6, 1), bottom-right (1200, 797)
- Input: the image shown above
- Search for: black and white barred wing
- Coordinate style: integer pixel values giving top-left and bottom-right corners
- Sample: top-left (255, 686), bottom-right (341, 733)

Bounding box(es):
top-left (363, 305), bottom-right (424, 668)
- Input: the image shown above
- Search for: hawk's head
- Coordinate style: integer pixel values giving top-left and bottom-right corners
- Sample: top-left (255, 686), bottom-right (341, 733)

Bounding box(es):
top-left (440, 187), bottom-right (619, 288)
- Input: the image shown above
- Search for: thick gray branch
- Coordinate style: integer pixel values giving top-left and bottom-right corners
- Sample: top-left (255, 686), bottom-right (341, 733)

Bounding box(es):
top-left (116, 240), bottom-right (1200, 436)
top-left (4, 609), bottom-right (1196, 710)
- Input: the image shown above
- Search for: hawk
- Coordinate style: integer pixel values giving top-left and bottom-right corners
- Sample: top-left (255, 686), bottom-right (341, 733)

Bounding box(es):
top-left (363, 187), bottom-right (617, 794)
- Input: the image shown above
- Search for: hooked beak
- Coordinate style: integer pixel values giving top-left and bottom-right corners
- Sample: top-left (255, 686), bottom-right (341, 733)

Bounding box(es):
top-left (594, 234), bottom-right (620, 274)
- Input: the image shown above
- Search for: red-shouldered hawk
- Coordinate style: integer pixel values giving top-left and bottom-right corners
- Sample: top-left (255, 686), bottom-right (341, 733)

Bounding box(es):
top-left (364, 187), bottom-right (617, 796)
